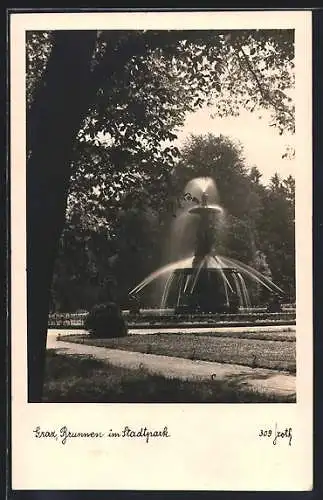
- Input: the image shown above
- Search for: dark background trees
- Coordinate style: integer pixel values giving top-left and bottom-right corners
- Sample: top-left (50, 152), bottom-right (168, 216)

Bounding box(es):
top-left (26, 28), bottom-right (295, 400)
top-left (50, 133), bottom-right (295, 312)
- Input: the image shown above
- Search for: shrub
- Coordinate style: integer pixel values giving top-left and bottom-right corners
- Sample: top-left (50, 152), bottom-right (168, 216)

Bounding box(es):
top-left (84, 302), bottom-right (127, 338)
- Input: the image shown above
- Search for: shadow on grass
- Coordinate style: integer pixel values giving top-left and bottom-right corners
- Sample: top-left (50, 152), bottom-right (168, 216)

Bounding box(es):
top-left (43, 349), bottom-right (295, 404)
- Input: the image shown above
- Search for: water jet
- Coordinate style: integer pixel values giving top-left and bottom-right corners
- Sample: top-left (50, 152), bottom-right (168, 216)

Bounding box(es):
top-left (129, 176), bottom-right (287, 321)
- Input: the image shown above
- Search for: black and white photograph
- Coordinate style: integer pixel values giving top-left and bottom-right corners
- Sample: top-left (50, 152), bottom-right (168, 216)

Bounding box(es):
top-left (10, 10), bottom-right (313, 491)
top-left (29, 25), bottom-right (298, 404)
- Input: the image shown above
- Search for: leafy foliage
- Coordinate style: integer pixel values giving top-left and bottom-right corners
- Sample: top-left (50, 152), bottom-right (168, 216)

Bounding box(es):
top-left (27, 29), bottom-right (294, 225)
top-left (258, 174), bottom-right (295, 297)
top-left (51, 133), bottom-right (295, 310)
top-left (26, 30), bottom-right (295, 311)
top-left (26, 31), bottom-right (53, 108)
top-left (174, 134), bottom-right (295, 301)
top-left (26, 28), bottom-right (295, 401)
top-left (172, 134), bottom-right (264, 262)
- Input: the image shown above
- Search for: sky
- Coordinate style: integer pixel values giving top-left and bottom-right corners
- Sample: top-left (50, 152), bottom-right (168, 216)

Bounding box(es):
top-left (174, 106), bottom-right (296, 185)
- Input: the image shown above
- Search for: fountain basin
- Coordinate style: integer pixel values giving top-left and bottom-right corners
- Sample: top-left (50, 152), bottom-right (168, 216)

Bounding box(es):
top-left (164, 267), bottom-right (241, 314)
top-left (129, 175), bottom-right (286, 317)
top-left (189, 204), bottom-right (223, 216)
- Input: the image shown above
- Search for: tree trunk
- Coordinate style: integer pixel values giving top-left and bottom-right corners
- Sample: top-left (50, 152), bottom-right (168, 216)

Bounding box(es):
top-left (27, 31), bottom-right (97, 401)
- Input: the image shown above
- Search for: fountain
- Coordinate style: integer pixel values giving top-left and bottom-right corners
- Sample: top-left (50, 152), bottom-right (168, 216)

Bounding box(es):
top-left (128, 177), bottom-right (287, 320)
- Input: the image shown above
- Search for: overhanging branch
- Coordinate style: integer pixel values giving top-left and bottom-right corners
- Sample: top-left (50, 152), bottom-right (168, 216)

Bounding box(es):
top-left (234, 43), bottom-right (294, 127)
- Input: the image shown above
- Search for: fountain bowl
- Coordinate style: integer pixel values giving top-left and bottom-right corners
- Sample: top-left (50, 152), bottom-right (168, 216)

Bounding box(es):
top-left (164, 267), bottom-right (241, 314)
top-left (189, 204), bottom-right (223, 216)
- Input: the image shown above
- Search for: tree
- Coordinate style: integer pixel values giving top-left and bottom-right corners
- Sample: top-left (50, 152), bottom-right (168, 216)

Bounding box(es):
top-left (257, 173), bottom-right (295, 300)
top-left (26, 29), bottom-right (294, 401)
top-left (28, 29), bottom-right (294, 225)
top-left (27, 31), bottom-right (98, 402)
top-left (249, 166), bottom-right (263, 184)
top-left (166, 133), bottom-right (295, 303)
top-left (51, 134), bottom-right (296, 313)
top-left (171, 134), bottom-right (264, 261)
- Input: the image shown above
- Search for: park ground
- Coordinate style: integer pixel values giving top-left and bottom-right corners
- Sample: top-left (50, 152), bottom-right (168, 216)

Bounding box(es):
top-left (44, 327), bottom-right (296, 403)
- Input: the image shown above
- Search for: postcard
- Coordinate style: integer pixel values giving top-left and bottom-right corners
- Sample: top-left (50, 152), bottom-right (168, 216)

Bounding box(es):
top-left (10, 10), bottom-right (312, 491)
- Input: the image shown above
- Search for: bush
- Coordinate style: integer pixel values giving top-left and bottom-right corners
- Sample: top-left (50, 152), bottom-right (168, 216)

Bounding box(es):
top-left (84, 302), bottom-right (127, 338)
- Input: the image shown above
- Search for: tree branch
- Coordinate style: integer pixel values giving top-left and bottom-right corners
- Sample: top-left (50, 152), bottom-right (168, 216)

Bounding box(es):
top-left (234, 43), bottom-right (294, 125)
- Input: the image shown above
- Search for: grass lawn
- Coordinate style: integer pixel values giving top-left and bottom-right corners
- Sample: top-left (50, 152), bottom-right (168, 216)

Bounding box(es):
top-left (43, 350), bottom-right (295, 403)
top-left (60, 332), bottom-right (296, 373)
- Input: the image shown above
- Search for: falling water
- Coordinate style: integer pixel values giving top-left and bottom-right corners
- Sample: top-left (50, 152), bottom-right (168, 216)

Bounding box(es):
top-left (165, 177), bottom-right (224, 262)
top-left (166, 209), bottom-right (197, 261)
top-left (129, 176), bottom-right (285, 313)
top-left (184, 176), bottom-right (219, 203)
top-left (216, 255), bottom-right (284, 296)
top-left (130, 256), bottom-right (195, 295)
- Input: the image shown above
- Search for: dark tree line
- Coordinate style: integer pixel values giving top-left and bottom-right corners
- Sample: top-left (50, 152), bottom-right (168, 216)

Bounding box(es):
top-left (51, 134), bottom-right (295, 312)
